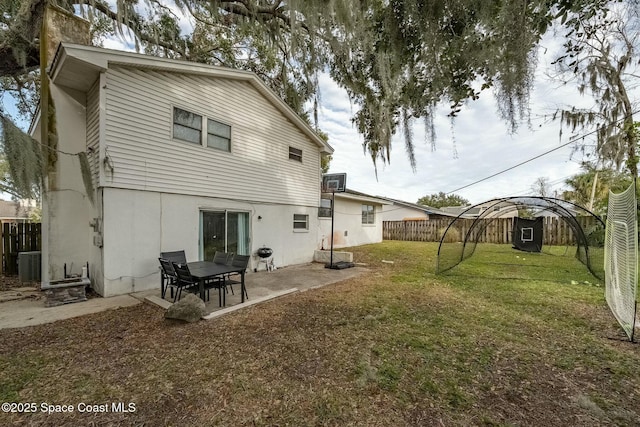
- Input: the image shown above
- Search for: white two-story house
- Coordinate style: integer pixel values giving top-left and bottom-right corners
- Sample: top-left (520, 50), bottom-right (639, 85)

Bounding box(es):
top-left (33, 43), bottom-right (333, 296)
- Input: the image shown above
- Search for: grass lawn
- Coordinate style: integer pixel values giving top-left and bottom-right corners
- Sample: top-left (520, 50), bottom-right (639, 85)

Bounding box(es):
top-left (1, 242), bottom-right (639, 426)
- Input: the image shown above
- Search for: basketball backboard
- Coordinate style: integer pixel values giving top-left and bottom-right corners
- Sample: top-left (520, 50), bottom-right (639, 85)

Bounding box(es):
top-left (322, 173), bottom-right (346, 193)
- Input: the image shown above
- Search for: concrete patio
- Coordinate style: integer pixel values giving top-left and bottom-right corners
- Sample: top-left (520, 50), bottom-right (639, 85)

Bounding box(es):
top-left (142, 262), bottom-right (369, 318)
top-left (0, 262), bottom-right (368, 329)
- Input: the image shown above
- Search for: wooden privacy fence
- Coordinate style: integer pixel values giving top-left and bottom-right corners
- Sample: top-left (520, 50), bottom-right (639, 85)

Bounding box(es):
top-left (383, 216), bottom-right (602, 245)
top-left (2, 222), bottom-right (42, 275)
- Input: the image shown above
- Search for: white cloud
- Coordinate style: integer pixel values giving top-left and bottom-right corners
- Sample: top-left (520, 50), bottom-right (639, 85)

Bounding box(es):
top-left (319, 37), bottom-right (600, 206)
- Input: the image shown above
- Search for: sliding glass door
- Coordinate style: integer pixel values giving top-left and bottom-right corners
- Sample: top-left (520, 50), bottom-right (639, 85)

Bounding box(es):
top-left (200, 211), bottom-right (250, 261)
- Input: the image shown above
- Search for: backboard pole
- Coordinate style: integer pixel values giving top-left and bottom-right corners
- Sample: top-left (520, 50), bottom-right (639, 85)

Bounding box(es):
top-left (329, 190), bottom-right (335, 267)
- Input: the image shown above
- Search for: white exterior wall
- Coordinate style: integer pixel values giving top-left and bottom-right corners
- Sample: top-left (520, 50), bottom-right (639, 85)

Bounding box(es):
top-left (101, 66), bottom-right (321, 206)
top-left (93, 65), bottom-right (326, 296)
top-left (382, 205), bottom-right (429, 221)
top-left (45, 55), bottom-right (330, 296)
top-left (41, 84), bottom-right (97, 281)
top-left (101, 188), bottom-right (320, 296)
top-left (318, 198), bottom-right (383, 249)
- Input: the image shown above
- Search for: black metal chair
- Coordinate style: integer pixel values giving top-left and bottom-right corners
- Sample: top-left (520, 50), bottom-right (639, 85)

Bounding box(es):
top-left (160, 251), bottom-right (187, 298)
top-left (158, 258), bottom-right (179, 300)
top-left (171, 261), bottom-right (200, 302)
top-left (225, 254), bottom-right (250, 300)
top-left (213, 251), bottom-right (236, 294)
top-left (213, 251), bottom-right (232, 265)
top-left (161, 250), bottom-right (187, 264)
top-left (203, 274), bottom-right (227, 307)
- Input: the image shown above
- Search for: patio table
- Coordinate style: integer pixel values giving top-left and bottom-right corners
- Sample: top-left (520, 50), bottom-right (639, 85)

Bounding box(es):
top-left (187, 261), bottom-right (247, 305)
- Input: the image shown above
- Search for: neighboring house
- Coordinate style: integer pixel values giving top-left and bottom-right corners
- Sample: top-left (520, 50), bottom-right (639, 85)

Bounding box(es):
top-left (379, 197), bottom-right (462, 221)
top-left (439, 199), bottom-right (578, 219)
top-left (32, 43), bottom-right (333, 296)
top-left (318, 189), bottom-right (391, 249)
top-left (440, 202), bottom-right (517, 219)
top-left (0, 200), bottom-right (34, 223)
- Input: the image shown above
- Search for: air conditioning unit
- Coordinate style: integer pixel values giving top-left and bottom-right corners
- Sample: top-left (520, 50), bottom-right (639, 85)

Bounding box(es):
top-left (18, 251), bottom-right (41, 283)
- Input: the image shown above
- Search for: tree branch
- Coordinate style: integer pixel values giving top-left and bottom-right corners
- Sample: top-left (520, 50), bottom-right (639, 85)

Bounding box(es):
top-left (90, 1), bottom-right (189, 58)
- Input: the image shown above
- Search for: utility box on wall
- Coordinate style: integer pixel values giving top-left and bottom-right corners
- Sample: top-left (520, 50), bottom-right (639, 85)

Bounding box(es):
top-left (18, 251), bottom-right (42, 282)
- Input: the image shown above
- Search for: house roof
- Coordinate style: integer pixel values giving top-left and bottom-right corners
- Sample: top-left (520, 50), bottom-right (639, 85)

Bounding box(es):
top-left (440, 198), bottom-right (581, 218)
top-left (43, 43), bottom-right (333, 154)
top-left (0, 200), bottom-right (31, 220)
top-left (325, 189), bottom-right (392, 206)
top-left (374, 195), bottom-right (463, 218)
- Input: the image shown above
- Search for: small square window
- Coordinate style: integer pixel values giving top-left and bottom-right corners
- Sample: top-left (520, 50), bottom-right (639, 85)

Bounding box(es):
top-left (293, 213), bottom-right (309, 230)
top-left (289, 147), bottom-right (302, 162)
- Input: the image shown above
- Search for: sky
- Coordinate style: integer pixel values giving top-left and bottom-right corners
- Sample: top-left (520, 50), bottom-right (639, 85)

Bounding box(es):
top-left (3, 11), bottom-right (601, 206)
top-left (317, 52), bottom-right (593, 206)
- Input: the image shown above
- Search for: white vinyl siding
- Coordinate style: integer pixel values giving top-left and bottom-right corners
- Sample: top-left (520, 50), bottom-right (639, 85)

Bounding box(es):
top-left (86, 79), bottom-right (100, 188)
top-left (104, 66), bottom-right (321, 206)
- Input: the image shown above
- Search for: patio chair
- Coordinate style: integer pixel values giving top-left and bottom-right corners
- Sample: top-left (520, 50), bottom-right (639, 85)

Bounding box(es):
top-left (213, 251), bottom-right (232, 265)
top-left (225, 254), bottom-right (250, 300)
top-left (158, 258), bottom-right (180, 300)
top-left (211, 250), bottom-right (238, 297)
top-left (160, 250), bottom-right (187, 264)
top-left (212, 251), bottom-right (238, 294)
top-left (203, 274), bottom-right (227, 307)
top-left (171, 261), bottom-right (200, 303)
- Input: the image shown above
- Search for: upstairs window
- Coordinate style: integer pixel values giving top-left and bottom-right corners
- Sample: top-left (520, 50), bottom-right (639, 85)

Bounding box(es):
top-left (362, 204), bottom-right (375, 224)
top-left (207, 118), bottom-right (231, 152)
top-left (173, 107), bottom-right (232, 151)
top-left (173, 107), bottom-right (202, 144)
top-left (289, 146), bottom-right (302, 162)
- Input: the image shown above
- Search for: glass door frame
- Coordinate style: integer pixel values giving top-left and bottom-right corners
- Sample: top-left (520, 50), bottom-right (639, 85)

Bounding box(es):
top-left (199, 209), bottom-right (251, 260)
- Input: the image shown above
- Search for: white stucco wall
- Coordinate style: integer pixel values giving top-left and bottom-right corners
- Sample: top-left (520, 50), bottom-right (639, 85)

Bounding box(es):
top-left (100, 188), bottom-right (319, 296)
top-left (318, 197), bottom-right (383, 249)
top-left (40, 84), bottom-right (98, 283)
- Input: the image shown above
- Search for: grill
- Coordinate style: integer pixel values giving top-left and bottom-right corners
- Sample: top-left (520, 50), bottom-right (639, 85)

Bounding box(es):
top-left (255, 247), bottom-right (274, 271)
top-left (256, 247), bottom-right (273, 258)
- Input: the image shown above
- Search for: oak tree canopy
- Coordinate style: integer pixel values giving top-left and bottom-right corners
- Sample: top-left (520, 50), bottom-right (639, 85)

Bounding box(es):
top-left (0, 0), bottom-right (611, 187)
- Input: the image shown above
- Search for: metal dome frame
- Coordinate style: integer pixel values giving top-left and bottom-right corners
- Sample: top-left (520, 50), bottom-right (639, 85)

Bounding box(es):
top-left (436, 196), bottom-right (606, 278)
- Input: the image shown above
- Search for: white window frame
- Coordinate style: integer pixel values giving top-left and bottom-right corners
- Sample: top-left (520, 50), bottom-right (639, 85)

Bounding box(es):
top-left (362, 204), bottom-right (375, 225)
top-left (289, 146), bottom-right (303, 162)
top-left (206, 117), bottom-right (231, 152)
top-left (172, 106), bottom-right (232, 152)
top-left (293, 213), bottom-right (309, 231)
top-left (172, 107), bottom-right (202, 145)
